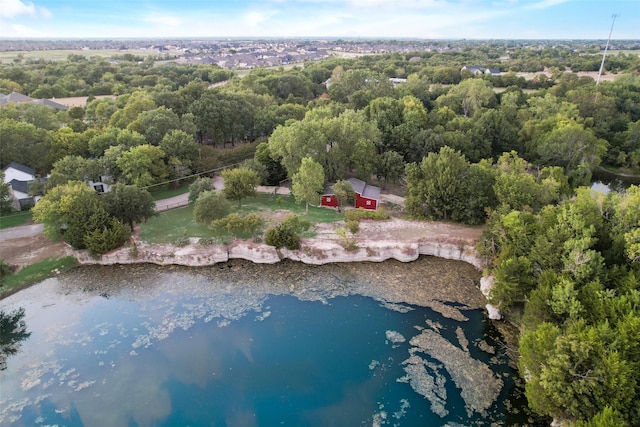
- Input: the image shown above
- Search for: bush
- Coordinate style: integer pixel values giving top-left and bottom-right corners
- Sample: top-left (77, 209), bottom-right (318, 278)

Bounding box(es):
top-left (346, 220), bottom-right (360, 234)
top-left (211, 213), bottom-right (264, 236)
top-left (199, 237), bottom-right (217, 246)
top-left (174, 237), bottom-right (190, 246)
top-left (193, 190), bottom-right (231, 224)
top-left (345, 208), bottom-right (390, 222)
top-left (264, 214), bottom-right (310, 250)
top-left (0, 259), bottom-right (13, 286)
top-left (188, 177), bottom-right (214, 204)
top-left (83, 219), bottom-right (131, 255)
top-left (265, 226), bottom-right (301, 250)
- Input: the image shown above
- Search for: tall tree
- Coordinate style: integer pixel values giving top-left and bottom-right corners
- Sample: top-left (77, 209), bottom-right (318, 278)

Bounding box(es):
top-left (102, 183), bottom-right (156, 229)
top-left (292, 157), bottom-right (325, 213)
top-left (32, 181), bottom-right (117, 249)
top-left (116, 144), bottom-right (168, 187)
top-left (221, 167), bottom-right (259, 207)
top-left (159, 130), bottom-right (199, 180)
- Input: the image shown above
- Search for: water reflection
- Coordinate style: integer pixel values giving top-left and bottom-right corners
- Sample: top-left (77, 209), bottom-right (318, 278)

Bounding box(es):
top-left (0, 308), bottom-right (31, 371)
top-left (0, 260), bottom-right (543, 426)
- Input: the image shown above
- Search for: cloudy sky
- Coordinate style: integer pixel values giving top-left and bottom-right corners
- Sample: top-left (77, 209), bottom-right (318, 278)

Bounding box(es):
top-left (0, 0), bottom-right (637, 39)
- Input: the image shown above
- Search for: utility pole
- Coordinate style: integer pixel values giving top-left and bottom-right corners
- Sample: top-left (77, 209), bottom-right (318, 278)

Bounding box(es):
top-left (596, 14), bottom-right (617, 86)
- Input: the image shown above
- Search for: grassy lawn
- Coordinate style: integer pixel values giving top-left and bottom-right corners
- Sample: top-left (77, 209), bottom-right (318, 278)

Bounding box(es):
top-left (1, 256), bottom-right (78, 295)
top-left (234, 194), bottom-right (343, 223)
top-left (148, 184), bottom-right (191, 201)
top-left (140, 205), bottom-right (215, 244)
top-left (0, 49), bottom-right (163, 64)
top-left (140, 194), bottom-right (343, 244)
top-left (0, 212), bottom-right (33, 229)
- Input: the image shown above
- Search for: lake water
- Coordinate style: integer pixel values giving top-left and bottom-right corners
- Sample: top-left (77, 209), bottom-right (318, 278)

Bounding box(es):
top-left (0, 259), bottom-right (536, 426)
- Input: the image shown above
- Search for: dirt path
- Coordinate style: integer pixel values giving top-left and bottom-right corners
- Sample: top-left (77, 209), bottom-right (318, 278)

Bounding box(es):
top-left (0, 233), bottom-right (71, 270)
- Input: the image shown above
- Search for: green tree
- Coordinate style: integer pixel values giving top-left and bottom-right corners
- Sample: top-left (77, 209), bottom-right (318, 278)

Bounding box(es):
top-left (88, 127), bottom-right (119, 157)
top-left (264, 214), bottom-right (310, 250)
top-left (0, 259), bottom-right (12, 287)
top-left (102, 183), bottom-right (155, 229)
top-left (436, 78), bottom-right (496, 118)
top-left (576, 407), bottom-right (629, 427)
top-left (375, 150), bottom-right (405, 188)
top-left (520, 322), bottom-right (635, 423)
top-left (221, 167), bottom-right (259, 207)
top-left (46, 155), bottom-right (102, 190)
top-left (32, 181), bottom-right (115, 249)
top-left (332, 179), bottom-right (355, 210)
top-left (0, 172), bottom-right (13, 214)
top-left (109, 91), bottom-right (156, 129)
top-left (292, 157), bottom-right (325, 213)
top-left (536, 120), bottom-right (607, 186)
top-left (193, 190), bottom-right (231, 224)
top-left (405, 146), bottom-right (469, 221)
top-left (83, 216), bottom-right (130, 255)
top-left (116, 144), bottom-right (168, 187)
top-left (127, 106), bottom-right (181, 146)
top-left (188, 177), bottom-right (214, 204)
top-left (268, 117), bottom-right (328, 177)
top-left (489, 256), bottom-right (536, 310)
top-left (160, 130), bottom-right (199, 180)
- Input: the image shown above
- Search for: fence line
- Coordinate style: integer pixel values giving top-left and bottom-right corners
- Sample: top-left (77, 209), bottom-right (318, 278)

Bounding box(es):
top-left (156, 200), bottom-right (190, 212)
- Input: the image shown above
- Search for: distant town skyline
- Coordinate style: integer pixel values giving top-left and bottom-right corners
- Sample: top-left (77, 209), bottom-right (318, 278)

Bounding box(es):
top-left (0, 0), bottom-right (638, 40)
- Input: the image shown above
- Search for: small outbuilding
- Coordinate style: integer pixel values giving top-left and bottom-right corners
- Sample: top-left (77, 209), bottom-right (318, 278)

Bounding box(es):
top-left (320, 189), bottom-right (339, 208)
top-left (348, 178), bottom-right (381, 211)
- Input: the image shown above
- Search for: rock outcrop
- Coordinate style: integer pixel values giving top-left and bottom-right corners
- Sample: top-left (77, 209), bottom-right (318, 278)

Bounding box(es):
top-left (75, 236), bottom-right (484, 270)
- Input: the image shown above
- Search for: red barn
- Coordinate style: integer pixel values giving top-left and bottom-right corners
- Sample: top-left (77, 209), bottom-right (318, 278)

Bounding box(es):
top-left (348, 178), bottom-right (380, 211)
top-left (320, 193), bottom-right (339, 208)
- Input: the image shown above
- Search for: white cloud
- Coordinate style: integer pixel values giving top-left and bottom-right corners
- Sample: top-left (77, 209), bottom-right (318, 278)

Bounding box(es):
top-left (0, 20), bottom-right (45, 37)
top-left (243, 9), bottom-right (279, 28)
top-left (526, 0), bottom-right (571, 10)
top-left (0, 0), bottom-right (50, 18)
top-left (292, 0), bottom-right (442, 7)
top-left (0, 0), bottom-right (36, 18)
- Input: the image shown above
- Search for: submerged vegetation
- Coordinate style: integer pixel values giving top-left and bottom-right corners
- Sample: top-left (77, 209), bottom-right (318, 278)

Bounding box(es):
top-left (1, 39), bottom-right (639, 424)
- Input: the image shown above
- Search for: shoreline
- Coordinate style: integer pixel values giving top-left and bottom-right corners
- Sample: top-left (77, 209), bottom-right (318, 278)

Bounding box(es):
top-left (73, 218), bottom-right (487, 271)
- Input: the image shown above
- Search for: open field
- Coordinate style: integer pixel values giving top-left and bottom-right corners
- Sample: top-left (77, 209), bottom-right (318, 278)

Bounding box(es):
top-left (0, 48), bottom-right (168, 64)
top-left (516, 69), bottom-right (621, 82)
top-left (47, 94), bottom-right (116, 108)
top-left (600, 50), bottom-right (640, 56)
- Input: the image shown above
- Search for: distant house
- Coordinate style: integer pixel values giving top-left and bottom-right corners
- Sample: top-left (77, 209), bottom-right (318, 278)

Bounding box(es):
top-left (389, 77), bottom-right (408, 87)
top-left (87, 175), bottom-right (111, 194)
top-left (0, 92), bottom-right (33, 106)
top-left (461, 65), bottom-right (486, 76)
top-left (348, 178), bottom-right (381, 210)
top-left (461, 65), bottom-right (501, 76)
top-left (0, 92), bottom-right (69, 110)
top-left (33, 98), bottom-right (69, 110)
top-left (2, 162), bottom-right (37, 209)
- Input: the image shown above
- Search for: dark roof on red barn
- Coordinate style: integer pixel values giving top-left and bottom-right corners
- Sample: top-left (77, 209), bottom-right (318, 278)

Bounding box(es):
top-left (347, 178), bottom-right (380, 201)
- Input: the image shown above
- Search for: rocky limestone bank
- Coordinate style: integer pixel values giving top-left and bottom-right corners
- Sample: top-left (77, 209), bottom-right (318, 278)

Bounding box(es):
top-left (74, 236), bottom-right (485, 270)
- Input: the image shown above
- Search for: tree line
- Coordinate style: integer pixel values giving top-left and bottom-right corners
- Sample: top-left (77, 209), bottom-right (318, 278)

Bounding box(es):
top-left (0, 45), bottom-right (639, 424)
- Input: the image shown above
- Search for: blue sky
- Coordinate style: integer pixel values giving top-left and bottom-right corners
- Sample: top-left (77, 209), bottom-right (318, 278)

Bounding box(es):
top-left (0, 0), bottom-right (638, 39)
